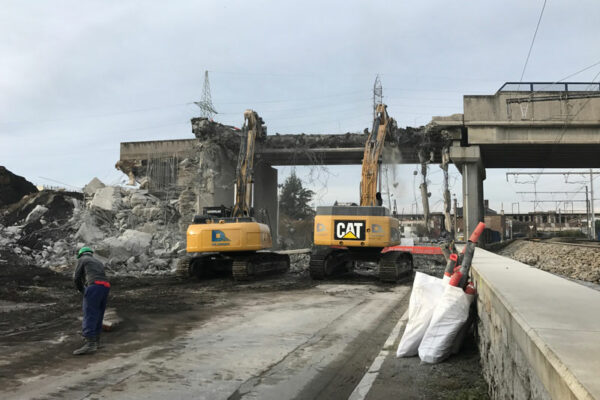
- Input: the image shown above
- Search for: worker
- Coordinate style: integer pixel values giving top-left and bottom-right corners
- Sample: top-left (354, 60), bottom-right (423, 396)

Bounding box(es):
top-left (72, 247), bottom-right (110, 355)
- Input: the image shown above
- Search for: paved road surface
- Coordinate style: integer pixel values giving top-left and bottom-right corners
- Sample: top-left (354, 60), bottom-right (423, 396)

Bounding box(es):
top-left (5, 283), bottom-right (411, 400)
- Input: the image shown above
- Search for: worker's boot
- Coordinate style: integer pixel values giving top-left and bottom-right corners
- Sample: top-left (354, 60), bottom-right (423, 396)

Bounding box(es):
top-left (95, 334), bottom-right (103, 349)
top-left (72, 337), bottom-right (98, 355)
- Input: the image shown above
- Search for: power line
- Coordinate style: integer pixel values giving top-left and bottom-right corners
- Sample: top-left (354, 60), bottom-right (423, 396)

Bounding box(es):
top-left (0, 103), bottom-right (190, 127)
top-left (518, 0), bottom-right (548, 87)
top-left (216, 90), bottom-right (368, 105)
top-left (530, 69), bottom-right (600, 182)
top-left (0, 87), bottom-right (468, 130)
top-left (536, 59), bottom-right (600, 90)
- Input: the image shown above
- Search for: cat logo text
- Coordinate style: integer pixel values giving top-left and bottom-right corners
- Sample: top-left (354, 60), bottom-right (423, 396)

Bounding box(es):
top-left (334, 220), bottom-right (365, 240)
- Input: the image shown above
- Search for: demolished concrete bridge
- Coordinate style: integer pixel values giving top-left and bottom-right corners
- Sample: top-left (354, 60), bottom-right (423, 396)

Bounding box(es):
top-left (116, 117), bottom-right (449, 244)
top-left (117, 82), bottom-right (600, 245)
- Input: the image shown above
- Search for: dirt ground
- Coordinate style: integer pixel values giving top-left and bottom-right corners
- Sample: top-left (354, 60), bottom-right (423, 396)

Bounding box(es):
top-left (1, 252), bottom-right (489, 399)
top-left (0, 252), bottom-right (310, 391)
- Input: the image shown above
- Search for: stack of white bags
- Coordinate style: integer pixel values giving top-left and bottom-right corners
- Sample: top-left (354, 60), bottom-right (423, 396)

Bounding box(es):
top-left (396, 271), bottom-right (475, 363)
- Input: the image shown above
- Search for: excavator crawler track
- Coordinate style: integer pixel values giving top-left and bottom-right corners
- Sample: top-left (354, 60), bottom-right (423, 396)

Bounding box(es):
top-left (189, 254), bottom-right (232, 280)
top-left (309, 252), bottom-right (327, 280)
top-left (379, 251), bottom-right (413, 283)
top-left (232, 252), bottom-right (290, 281)
top-left (309, 247), bottom-right (352, 280)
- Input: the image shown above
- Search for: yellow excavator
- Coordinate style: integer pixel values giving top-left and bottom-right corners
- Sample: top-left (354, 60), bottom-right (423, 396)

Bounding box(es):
top-left (185, 110), bottom-right (290, 281)
top-left (310, 104), bottom-right (412, 282)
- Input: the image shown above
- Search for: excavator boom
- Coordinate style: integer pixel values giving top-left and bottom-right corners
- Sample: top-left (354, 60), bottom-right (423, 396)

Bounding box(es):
top-left (360, 104), bottom-right (393, 206)
top-left (232, 110), bottom-right (262, 218)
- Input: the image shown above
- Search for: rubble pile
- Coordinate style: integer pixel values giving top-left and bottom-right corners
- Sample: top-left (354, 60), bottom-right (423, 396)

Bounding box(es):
top-left (413, 254), bottom-right (446, 276)
top-left (0, 178), bottom-right (185, 277)
top-left (499, 240), bottom-right (600, 284)
top-left (0, 166), bottom-right (38, 207)
top-left (191, 117), bottom-right (241, 147)
top-left (289, 253), bottom-right (310, 274)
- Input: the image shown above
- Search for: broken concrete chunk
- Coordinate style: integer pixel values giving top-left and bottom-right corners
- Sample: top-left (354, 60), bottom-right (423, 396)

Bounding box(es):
top-left (151, 258), bottom-right (169, 269)
top-left (129, 192), bottom-right (148, 207)
top-left (83, 177), bottom-right (105, 196)
top-left (131, 205), bottom-right (145, 217)
top-left (75, 220), bottom-right (105, 243)
top-left (5, 226), bottom-right (22, 236)
top-left (153, 249), bottom-right (167, 257)
top-left (91, 187), bottom-right (122, 211)
top-left (25, 205), bottom-right (49, 224)
top-left (143, 207), bottom-right (162, 220)
top-left (98, 229), bottom-right (152, 263)
top-left (102, 308), bottom-right (122, 331)
top-left (138, 222), bottom-right (159, 234)
top-left (170, 241), bottom-right (182, 253)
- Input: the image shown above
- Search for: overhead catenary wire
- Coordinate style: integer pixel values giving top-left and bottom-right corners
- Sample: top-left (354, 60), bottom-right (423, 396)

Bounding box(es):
top-left (518, 0), bottom-right (548, 88)
top-left (535, 59), bottom-right (600, 91)
top-left (1, 93), bottom-right (463, 132)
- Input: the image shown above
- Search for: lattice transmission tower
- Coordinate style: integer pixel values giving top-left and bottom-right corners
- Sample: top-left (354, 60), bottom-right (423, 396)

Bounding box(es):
top-left (373, 74), bottom-right (383, 119)
top-left (194, 70), bottom-right (217, 119)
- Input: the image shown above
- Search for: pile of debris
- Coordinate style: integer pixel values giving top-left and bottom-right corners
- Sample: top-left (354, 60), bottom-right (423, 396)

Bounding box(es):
top-left (0, 174), bottom-right (185, 277)
top-left (0, 166), bottom-right (38, 207)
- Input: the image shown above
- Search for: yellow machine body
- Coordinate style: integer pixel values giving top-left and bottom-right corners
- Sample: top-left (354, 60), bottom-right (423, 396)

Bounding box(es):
top-left (313, 211), bottom-right (400, 248)
top-left (187, 219), bottom-right (272, 253)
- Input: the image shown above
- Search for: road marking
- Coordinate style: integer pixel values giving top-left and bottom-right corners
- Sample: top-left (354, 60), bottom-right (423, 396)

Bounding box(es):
top-left (383, 309), bottom-right (409, 350)
top-left (348, 309), bottom-right (409, 400)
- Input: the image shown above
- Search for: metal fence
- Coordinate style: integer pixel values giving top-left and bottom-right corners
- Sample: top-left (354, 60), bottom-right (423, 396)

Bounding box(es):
top-left (498, 82), bottom-right (600, 92)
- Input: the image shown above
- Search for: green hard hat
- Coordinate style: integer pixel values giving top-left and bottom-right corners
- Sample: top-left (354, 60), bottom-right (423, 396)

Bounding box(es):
top-left (77, 247), bottom-right (94, 258)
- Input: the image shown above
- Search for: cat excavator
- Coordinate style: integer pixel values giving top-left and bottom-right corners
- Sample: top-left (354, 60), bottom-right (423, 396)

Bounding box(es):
top-left (310, 104), bottom-right (413, 282)
top-left (184, 110), bottom-right (290, 281)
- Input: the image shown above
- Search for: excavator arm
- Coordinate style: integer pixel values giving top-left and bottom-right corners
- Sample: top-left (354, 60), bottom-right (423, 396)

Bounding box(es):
top-left (231, 110), bottom-right (263, 218)
top-left (360, 104), bottom-right (394, 206)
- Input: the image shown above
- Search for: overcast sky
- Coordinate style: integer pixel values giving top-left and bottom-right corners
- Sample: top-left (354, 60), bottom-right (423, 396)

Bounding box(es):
top-left (2, 1), bottom-right (600, 214)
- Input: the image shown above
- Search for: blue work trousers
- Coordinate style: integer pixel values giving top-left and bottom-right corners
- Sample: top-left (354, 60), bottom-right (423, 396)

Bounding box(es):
top-left (82, 284), bottom-right (110, 338)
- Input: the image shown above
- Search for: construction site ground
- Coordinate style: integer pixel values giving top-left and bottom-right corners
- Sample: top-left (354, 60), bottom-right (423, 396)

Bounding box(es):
top-left (1, 255), bottom-right (488, 400)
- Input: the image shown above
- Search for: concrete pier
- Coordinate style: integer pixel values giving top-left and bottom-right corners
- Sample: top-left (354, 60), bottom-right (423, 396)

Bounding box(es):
top-left (450, 144), bottom-right (486, 240)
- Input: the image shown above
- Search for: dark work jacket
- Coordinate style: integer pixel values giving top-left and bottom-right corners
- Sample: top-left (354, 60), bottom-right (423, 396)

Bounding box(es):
top-left (73, 254), bottom-right (109, 293)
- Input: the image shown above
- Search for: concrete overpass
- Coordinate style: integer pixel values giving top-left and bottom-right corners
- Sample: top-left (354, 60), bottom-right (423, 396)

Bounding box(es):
top-left (117, 124), bottom-right (445, 244)
top-left (117, 82), bottom-right (599, 241)
top-left (118, 132), bottom-right (441, 168)
top-left (430, 82), bottom-right (600, 237)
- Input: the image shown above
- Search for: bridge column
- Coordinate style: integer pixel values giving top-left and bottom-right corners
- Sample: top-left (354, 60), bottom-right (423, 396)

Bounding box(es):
top-left (254, 163), bottom-right (279, 247)
top-left (450, 144), bottom-right (486, 242)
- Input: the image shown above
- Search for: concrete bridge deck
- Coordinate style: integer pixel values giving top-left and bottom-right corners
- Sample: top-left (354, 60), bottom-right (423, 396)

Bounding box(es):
top-left (431, 83), bottom-right (600, 168)
top-left (472, 248), bottom-right (600, 399)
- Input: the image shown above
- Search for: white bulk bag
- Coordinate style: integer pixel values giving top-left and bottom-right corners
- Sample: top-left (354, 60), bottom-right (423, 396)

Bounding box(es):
top-left (418, 285), bottom-right (474, 363)
top-left (396, 272), bottom-right (445, 357)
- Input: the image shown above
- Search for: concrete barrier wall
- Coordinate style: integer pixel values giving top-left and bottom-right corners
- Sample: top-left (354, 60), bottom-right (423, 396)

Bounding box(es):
top-left (472, 248), bottom-right (600, 400)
